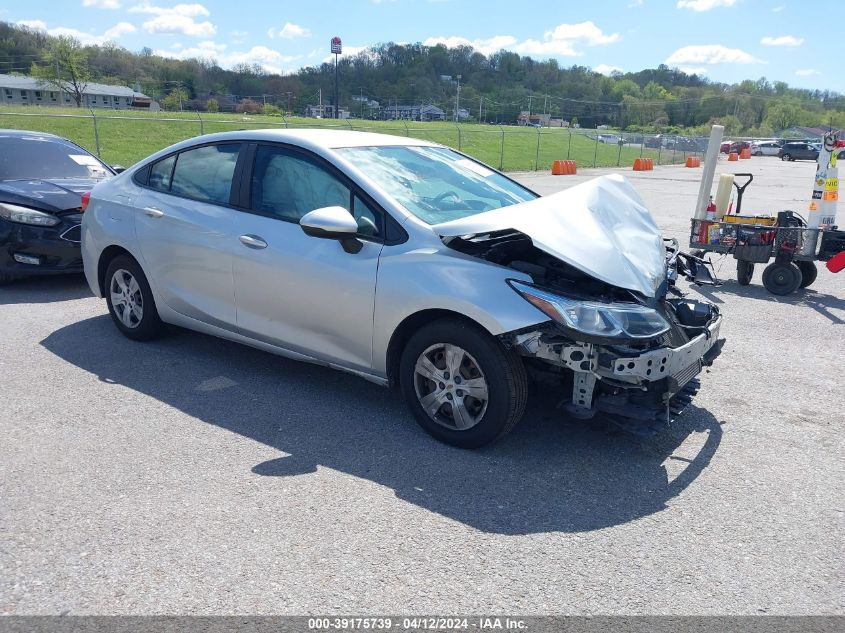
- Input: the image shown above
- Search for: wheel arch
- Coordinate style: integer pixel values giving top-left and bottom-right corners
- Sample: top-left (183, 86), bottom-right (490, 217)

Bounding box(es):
top-left (97, 245), bottom-right (135, 296)
top-left (385, 309), bottom-right (496, 388)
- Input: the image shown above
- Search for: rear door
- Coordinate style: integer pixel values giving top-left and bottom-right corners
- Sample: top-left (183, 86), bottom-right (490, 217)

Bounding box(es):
top-left (231, 143), bottom-right (384, 371)
top-left (133, 142), bottom-right (244, 331)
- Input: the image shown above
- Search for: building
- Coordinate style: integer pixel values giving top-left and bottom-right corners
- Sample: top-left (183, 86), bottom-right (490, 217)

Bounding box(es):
top-left (305, 104), bottom-right (350, 119)
top-left (380, 104), bottom-right (445, 121)
top-left (0, 74), bottom-right (151, 109)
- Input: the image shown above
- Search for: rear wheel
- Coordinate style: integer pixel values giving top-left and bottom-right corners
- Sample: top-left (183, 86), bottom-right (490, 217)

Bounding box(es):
top-left (762, 261), bottom-right (802, 295)
top-left (796, 261), bottom-right (818, 288)
top-left (736, 260), bottom-right (754, 286)
top-left (105, 255), bottom-right (165, 341)
top-left (781, 154), bottom-right (792, 162)
top-left (399, 319), bottom-right (527, 448)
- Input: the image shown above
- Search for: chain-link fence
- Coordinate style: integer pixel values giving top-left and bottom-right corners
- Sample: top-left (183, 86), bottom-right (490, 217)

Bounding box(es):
top-left (0, 109), bottom-right (715, 173)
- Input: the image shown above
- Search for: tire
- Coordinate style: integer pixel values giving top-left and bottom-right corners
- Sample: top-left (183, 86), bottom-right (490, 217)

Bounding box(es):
top-left (762, 261), bottom-right (802, 295)
top-left (104, 254), bottom-right (165, 341)
top-left (399, 318), bottom-right (528, 448)
top-left (796, 260), bottom-right (818, 288)
top-left (781, 154), bottom-right (792, 162)
top-left (736, 260), bottom-right (754, 286)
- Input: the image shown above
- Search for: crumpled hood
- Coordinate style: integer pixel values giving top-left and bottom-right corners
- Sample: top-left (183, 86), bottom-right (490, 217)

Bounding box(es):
top-left (434, 174), bottom-right (666, 298)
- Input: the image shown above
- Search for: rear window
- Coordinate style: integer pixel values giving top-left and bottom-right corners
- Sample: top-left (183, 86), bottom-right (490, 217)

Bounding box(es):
top-left (0, 135), bottom-right (110, 180)
top-left (170, 144), bottom-right (241, 204)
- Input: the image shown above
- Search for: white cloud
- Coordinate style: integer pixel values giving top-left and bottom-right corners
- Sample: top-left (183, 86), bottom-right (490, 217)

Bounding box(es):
top-left (666, 44), bottom-right (762, 65)
top-left (129, 3), bottom-right (215, 36)
top-left (425, 21), bottom-right (618, 58)
top-left (627, 0), bottom-right (643, 6)
top-left (155, 41), bottom-right (301, 74)
top-left (772, 4), bottom-right (785, 11)
top-left (423, 35), bottom-right (517, 56)
top-left (103, 22), bottom-right (136, 38)
top-left (760, 35), bottom-right (803, 46)
top-left (795, 68), bottom-right (820, 76)
top-left (278, 22), bottom-right (310, 39)
top-left (678, 65), bottom-right (707, 74)
top-left (594, 64), bottom-right (623, 75)
top-left (82, 0), bottom-right (121, 8)
top-left (17, 19), bottom-right (48, 30)
top-left (17, 19), bottom-right (135, 44)
top-left (321, 45), bottom-right (370, 64)
top-left (677, 0), bottom-right (737, 10)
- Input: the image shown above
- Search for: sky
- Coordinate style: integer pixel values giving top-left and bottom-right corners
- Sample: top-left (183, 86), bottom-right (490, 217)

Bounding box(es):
top-left (2, 0), bottom-right (840, 92)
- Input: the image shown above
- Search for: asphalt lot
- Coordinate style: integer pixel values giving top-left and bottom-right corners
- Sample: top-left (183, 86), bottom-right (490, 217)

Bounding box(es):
top-left (1, 156), bottom-right (843, 615)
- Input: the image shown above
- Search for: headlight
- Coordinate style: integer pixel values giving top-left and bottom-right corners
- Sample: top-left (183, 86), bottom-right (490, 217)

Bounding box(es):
top-left (509, 280), bottom-right (670, 340)
top-left (0, 203), bottom-right (61, 227)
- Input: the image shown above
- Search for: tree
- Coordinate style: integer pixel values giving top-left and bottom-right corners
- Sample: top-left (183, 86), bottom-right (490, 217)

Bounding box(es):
top-left (205, 98), bottom-right (219, 113)
top-left (161, 87), bottom-right (189, 111)
top-left (765, 102), bottom-right (799, 133)
top-left (31, 35), bottom-right (90, 107)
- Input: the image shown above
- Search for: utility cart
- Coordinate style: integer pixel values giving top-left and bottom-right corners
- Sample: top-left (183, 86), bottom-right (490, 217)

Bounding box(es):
top-left (689, 172), bottom-right (844, 295)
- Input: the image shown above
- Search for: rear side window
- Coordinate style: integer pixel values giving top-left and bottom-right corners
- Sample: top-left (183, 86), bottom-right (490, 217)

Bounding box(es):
top-left (170, 144), bottom-right (241, 204)
top-left (149, 155), bottom-right (175, 191)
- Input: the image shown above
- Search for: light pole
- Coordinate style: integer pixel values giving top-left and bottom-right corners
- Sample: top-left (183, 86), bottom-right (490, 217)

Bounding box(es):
top-left (455, 74), bottom-right (461, 122)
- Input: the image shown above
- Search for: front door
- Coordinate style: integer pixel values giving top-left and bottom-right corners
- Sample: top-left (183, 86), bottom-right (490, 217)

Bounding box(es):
top-left (232, 144), bottom-right (383, 371)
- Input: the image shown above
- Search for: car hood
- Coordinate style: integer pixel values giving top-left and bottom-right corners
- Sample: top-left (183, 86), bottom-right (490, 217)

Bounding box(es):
top-left (0, 178), bottom-right (105, 213)
top-left (433, 174), bottom-right (666, 298)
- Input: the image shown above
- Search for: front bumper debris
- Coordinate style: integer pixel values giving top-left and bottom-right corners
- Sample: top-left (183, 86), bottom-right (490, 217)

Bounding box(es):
top-left (510, 312), bottom-right (724, 436)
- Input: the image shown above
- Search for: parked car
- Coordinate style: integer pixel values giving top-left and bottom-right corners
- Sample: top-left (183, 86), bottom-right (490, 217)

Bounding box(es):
top-left (777, 142), bottom-right (820, 162)
top-left (0, 130), bottom-right (116, 284)
top-left (82, 130), bottom-right (723, 448)
top-left (721, 141), bottom-right (750, 154)
top-left (597, 133), bottom-right (624, 144)
top-left (750, 141), bottom-right (782, 156)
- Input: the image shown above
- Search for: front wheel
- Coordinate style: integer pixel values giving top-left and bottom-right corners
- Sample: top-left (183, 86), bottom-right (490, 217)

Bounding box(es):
top-left (399, 319), bottom-right (527, 448)
top-left (781, 154), bottom-right (792, 162)
top-left (105, 255), bottom-right (165, 341)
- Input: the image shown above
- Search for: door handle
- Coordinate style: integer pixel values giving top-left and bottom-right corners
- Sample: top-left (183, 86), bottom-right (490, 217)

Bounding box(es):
top-left (143, 206), bottom-right (164, 218)
top-left (239, 234), bottom-right (268, 249)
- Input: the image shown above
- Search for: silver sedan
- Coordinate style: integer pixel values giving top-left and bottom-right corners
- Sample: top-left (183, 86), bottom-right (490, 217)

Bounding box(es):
top-left (82, 130), bottom-right (722, 447)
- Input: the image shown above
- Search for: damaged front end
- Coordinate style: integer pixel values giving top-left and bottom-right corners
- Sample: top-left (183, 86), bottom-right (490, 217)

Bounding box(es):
top-left (436, 175), bottom-right (725, 436)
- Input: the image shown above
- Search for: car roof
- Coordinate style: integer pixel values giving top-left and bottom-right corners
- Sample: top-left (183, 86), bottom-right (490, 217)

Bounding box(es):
top-left (184, 128), bottom-right (438, 150)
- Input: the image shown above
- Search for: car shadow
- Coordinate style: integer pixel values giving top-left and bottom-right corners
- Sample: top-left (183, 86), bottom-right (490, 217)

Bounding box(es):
top-left (690, 280), bottom-right (845, 325)
top-left (0, 274), bottom-right (92, 304)
top-left (41, 315), bottom-right (723, 535)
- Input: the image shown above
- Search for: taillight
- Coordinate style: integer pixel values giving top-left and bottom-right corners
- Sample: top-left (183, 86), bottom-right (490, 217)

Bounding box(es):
top-left (80, 191), bottom-right (91, 212)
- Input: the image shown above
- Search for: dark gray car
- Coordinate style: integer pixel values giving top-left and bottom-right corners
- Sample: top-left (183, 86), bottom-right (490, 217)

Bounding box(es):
top-left (777, 142), bottom-right (819, 162)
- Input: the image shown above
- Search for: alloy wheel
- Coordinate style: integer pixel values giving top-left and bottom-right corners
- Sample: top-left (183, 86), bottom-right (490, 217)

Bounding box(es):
top-left (413, 343), bottom-right (489, 431)
top-left (109, 268), bottom-right (144, 329)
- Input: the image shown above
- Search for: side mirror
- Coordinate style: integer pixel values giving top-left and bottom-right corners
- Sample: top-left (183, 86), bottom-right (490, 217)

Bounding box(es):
top-left (299, 206), bottom-right (362, 253)
top-left (111, 164), bottom-right (126, 174)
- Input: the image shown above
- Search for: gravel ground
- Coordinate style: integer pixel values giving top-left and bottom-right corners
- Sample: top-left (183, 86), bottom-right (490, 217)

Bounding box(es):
top-left (1, 156), bottom-right (843, 615)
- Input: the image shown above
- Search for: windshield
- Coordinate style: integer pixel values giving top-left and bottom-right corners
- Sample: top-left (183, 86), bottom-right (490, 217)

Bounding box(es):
top-left (0, 135), bottom-right (111, 180)
top-left (335, 145), bottom-right (537, 224)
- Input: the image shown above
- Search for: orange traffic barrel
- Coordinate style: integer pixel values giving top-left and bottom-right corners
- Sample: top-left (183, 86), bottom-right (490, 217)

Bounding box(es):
top-left (646, 158), bottom-right (653, 170)
top-left (552, 159), bottom-right (577, 175)
top-left (633, 158), bottom-right (645, 171)
top-left (728, 152), bottom-right (739, 161)
top-left (685, 156), bottom-right (701, 167)
top-left (739, 148), bottom-right (751, 159)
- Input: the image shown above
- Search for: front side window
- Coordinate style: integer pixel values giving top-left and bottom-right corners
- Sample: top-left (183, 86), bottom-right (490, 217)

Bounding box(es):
top-left (335, 145), bottom-right (537, 224)
top-left (169, 144), bottom-right (241, 204)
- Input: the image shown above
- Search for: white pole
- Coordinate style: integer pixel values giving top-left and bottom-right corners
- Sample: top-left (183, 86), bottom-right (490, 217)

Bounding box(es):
top-left (694, 125), bottom-right (724, 220)
top-left (807, 132), bottom-right (838, 230)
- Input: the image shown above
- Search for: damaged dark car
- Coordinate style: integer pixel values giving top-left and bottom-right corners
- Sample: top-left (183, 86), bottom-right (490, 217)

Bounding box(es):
top-left (81, 131), bottom-right (723, 448)
top-left (0, 130), bottom-right (115, 284)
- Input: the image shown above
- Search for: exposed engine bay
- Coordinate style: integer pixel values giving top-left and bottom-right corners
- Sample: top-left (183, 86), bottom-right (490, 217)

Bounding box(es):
top-left (443, 227), bottom-right (724, 435)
